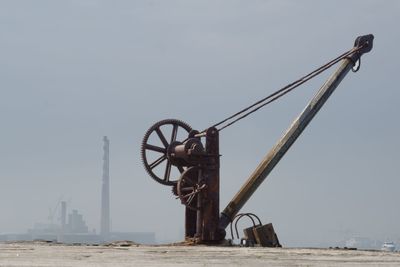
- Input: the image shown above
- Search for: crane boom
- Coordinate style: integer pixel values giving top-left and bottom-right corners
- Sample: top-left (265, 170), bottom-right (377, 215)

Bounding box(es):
top-left (219, 34), bottom-right (374, 230)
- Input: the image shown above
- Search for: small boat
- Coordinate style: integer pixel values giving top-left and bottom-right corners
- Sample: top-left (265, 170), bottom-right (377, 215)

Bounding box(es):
top-left (381, 242), bottom-right (396, 252)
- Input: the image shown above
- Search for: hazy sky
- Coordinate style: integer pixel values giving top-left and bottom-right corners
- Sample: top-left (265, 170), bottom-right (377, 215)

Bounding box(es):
top-left (1, 0), bottom-right (399, 246)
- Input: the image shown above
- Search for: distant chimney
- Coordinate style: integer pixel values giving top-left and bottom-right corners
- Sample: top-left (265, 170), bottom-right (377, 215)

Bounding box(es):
top-left (100, 136), bottom-right (110, 240)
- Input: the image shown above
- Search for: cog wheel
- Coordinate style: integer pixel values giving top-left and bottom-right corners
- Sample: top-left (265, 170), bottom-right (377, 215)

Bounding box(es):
top-left (177, 166), bottom-right (206, 210)
top-left (172, 184), bottom-right (179, 196)
top-left (141, 119), bottom-right (192, 186)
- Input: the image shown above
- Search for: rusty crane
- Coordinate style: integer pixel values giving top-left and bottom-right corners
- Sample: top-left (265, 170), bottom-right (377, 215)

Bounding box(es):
top-left (140, 34), bottom-right (374, 246)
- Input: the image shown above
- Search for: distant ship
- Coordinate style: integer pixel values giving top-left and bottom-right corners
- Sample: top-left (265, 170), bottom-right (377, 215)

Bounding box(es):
top-left (381, 242), bottom-right (396, 252)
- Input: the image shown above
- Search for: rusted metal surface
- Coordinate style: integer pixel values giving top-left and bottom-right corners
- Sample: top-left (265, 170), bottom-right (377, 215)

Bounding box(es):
top-left (243, 226), bottom-right (257, 244)
top-left (141, 120), bottom-right (221, 242)
top-left (219, 35), bottom-right (374, 230)
top-left (185, 206), bottom-right (197, 238)
top-left (173, 127), bottom-right (222, 242)
top-left (230, 213), bottom-right (279, 247)
top-left (200, 127), bottom-right (221, 242)
top-left (253, 223), bottom-right (281, 247)
top-left (177, 166), bottom-right (203, 210)
top-left (141, 119), bottom-right (192, 186)
top-left (141, 34), bottom-right (374, 245)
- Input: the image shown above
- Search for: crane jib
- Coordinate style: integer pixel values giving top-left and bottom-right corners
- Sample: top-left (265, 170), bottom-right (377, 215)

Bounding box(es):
top-left (219, 34), bottom-right (374, 230)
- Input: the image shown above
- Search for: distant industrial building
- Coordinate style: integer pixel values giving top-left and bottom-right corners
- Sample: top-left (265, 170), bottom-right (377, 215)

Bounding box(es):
top-left (0, 136), bottom-right (155, 245)
top-left (0, 207), bottom-right (97, 244)
top-left (66, 209), bottom-right (89, 234)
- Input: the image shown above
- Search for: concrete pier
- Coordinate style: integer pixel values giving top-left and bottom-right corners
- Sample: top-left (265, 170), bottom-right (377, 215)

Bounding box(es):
top-left (1, 242), bottom-right (400, 267)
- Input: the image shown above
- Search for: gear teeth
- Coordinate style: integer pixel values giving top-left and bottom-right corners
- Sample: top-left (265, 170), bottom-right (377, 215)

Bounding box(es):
top-left (171, 184), bottom-right (179, 196)
top-left (177, 166), bottom-right (200, 211)
top-left (140, 119), bottom-right (192, 186)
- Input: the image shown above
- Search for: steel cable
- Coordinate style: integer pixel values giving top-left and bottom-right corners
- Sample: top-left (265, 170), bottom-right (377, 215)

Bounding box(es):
top-left (207, 45), bottom-right (364, 132)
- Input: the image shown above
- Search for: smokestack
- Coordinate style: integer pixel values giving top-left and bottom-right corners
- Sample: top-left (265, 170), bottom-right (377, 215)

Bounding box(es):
top-left (100, 136), bottom-right (110, 240)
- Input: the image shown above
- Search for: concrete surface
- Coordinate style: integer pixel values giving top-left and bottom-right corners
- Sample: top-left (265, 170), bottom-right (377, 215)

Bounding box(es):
top-left (1, 242), bottom-right (400, 266)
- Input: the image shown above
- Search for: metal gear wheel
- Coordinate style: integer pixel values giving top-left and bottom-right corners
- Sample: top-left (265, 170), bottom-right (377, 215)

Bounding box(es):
top-left (141, 119), bottom-right (192, 186)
